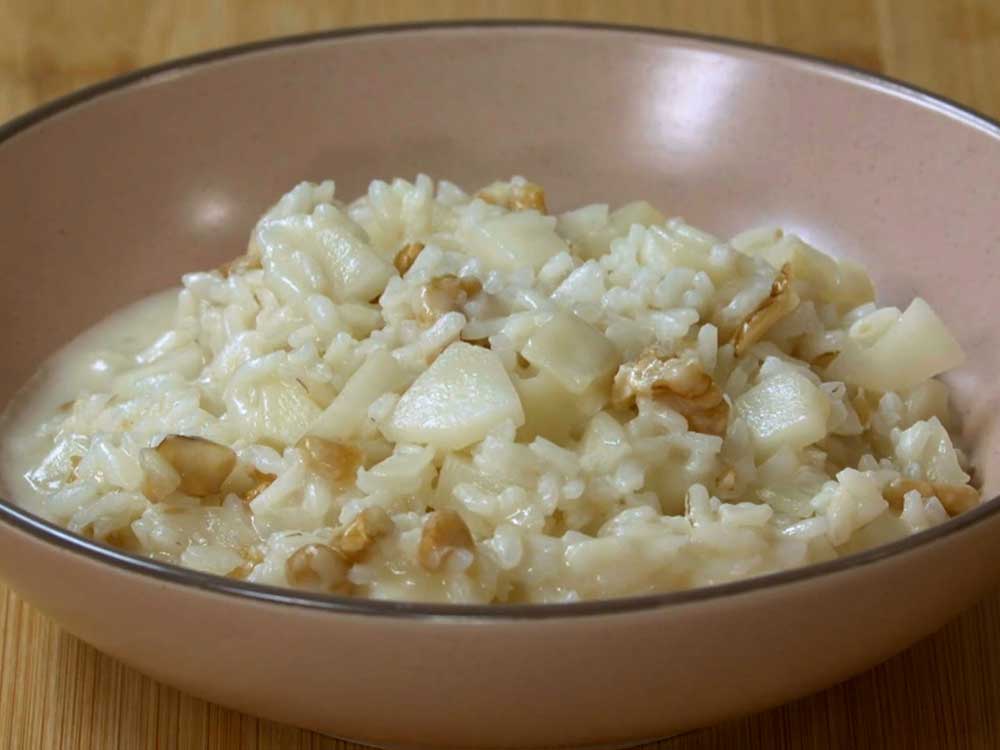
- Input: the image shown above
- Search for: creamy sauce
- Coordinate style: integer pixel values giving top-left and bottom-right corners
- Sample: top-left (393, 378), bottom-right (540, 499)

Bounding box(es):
top-left (0, 289), bottom-right (179, 514)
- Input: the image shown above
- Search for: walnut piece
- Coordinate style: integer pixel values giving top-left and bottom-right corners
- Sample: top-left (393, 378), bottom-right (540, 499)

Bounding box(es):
top-left (243, 468), bottom-right (277, 502)
top-left (154, 435), bottom-right (236, 497)
top-left (228, 546), bottom-right (265, 580)
top-left (416, 274), bottom-right (483, 324)
top-left (810, 351), bottom-right (839, 369)
top-left (733, 264), bottom-right (800, 356)
top-left (612, 350), bottom-right (730, 436)
top-left (477, 180), bottom-right (547, 213)
top-left (297, 436), bottom-right (362, 484)
top-left (418, 509), bottom-right (475, 571)
top-left (285, 543), bottom-right (350, 592)
top-left (883, 478), bottom-right (979, 516)
top-left (393, 242), bottom-right (425, 275)
top-left (339, 506), bottom-right (394, 562)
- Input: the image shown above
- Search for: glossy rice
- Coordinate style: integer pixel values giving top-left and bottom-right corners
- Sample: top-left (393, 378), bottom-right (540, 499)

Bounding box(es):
top-left (0, 175), bottom-right (978, 603)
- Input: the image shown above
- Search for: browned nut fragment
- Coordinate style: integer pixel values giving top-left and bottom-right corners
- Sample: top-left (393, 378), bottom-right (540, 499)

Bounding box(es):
top-left (393, 241), bottom-right (425, 275)
top-left (155, 435), bottom-right (236, 497)
top-left (227, 563), bottom-right (253, 580)
top-left (811, 351), bottom-right (839, 369)
top-left (285, 543), bottom-right (350, 592)
top-left (415, 274), bottom-right (481, 324)
top-left (228, 546), bottom-right (265, 579)
top-left (732, 264), bottom-right (800, 356)
top-left (297, 436), bottom-right (362, 484)
top-left (218, 254), bottom-right (262, 277)
top-left (883, 478), bottom-right (980, 516)
top-left (612, 351), bottom-right (709, 407)
top-left (679, 398), bottom-right (730, 437)
top-left (104, 527), bottom-right (140, 551)
top-left (510, 182), bottom-right (547, 213)
top-left (339, 506), bottom-right (394, 562)
top-left (461, 336), bottom-right (492, 349)
top-left (459, 277), bottom-right (483, 296)
top-left (243, 468), bottom-right (277, 502)
top-left (612, 350), bottom-right (730, 436)
top-left (418, 509), bottom-right (475, 572)
top-left (477, 180), bottom-right (548, 213)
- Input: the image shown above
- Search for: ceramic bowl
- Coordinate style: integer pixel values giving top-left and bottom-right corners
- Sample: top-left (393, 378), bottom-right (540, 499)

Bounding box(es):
top-left (0, 22), bottom-right (998, 749)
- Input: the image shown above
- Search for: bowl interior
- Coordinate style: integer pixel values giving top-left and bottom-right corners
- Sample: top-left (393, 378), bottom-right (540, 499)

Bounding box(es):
top-left (2, 24), bottom-right (999, 514)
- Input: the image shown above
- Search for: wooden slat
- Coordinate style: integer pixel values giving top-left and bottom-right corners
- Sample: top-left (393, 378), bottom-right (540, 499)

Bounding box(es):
top-left (1, 1), bottom-right (999, 747)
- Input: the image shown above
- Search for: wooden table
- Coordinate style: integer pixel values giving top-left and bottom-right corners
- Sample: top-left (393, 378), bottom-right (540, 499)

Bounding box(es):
top-left (2, 1), bottom-right (999, 748)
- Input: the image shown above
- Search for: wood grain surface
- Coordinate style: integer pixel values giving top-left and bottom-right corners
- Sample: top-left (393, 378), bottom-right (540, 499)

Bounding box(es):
top-left (2, 1), bottom-right (999, 748)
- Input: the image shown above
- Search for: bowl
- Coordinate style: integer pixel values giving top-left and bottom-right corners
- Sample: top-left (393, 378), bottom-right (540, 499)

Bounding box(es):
top-left (1, 22), bottom-right (999, 749)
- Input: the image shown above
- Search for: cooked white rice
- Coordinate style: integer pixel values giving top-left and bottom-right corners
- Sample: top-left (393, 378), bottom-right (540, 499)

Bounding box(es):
top-left (2, 175), bottom-right (978, 603)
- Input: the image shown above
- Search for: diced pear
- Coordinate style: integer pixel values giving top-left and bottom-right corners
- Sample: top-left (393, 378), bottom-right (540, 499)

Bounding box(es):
top-left (835, 258), bottom-right (876, 311)
top-left (754, 234), bottom-right (837, 297)
top-left (514, 370), bottom-right (606, 445)
top-left (521, 312), bottom-right (619, 394)
top-left (893, 417), bottom-right (969, 484)
top-left (579, 412), bottom-right (629, 473)
top-left (255, 208), bottom-right (393, 302)
top-left (462, 211), bottom-right (569, 271)
top-left (730, 226), bottom-right (783, 254)
top-left (308, 350), bottom-right (409, 440)
top-left (557, 202), bottom-right (664, 260)
top-left (229, 381), bottom-right (322, 447)
top-left (385, 342), bottom-right (524, 450)
top-left (826, 298), bottom-right (964, 392)
top-left (904, 379), bottom-right (951, 426)
top-left (557, 204), bottom-right (611, 259)
top-left (435, 453), bottom-right (507, 505)
top-left (735, 372), bottom-right (830, 457)
top-left (609, 201), bottom-right (666, 234)
top-left (748, 235), bottom-right (874, 311)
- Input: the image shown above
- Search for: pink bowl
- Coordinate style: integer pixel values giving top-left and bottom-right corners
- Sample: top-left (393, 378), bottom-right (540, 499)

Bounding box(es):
top-left (0, 22), bottom-right (998, 748)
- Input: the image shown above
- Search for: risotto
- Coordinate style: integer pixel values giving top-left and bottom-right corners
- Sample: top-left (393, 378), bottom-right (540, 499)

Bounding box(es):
top-left (0, 176), bottom-right (978, 603)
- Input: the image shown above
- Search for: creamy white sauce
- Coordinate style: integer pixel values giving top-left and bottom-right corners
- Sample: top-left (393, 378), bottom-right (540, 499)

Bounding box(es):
top-left (0, 289), bottom-right (179, 514)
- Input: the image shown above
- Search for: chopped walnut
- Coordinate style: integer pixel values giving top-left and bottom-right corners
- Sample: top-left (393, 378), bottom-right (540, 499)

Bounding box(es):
top-left (218, 254), bottom-right (262, 277)
top-left (243, 468), bottom-right (277, 502)
top-left (297, 436), bottom-right (362, 484)
top-left (883, 478), bottom-right (980, 516)
top-left (415, 274), bottom-right (482, 324)
top-left (285, 543), bottom-right (350, 592)
top-left (811, 351), bottom-right (839, 369)
top-left (154, 435), bottom-right (236, 498)
top-left (228, 546), bottom-right (265, 579)
top-left (477, 180), bottom-right (547, 213)
top-left (418, 509), bottom-right (475, 571)
top-left (612, 350), bottom-right (730, 436)
top-left (461, 336), bottom-right (492, 349)
top-left (393, 241), bottom-right (425, 275)
top-left (339, 507), bottom-right (394, 562)
top-left (104, 527), bottom-right (140, 552)
top-left (732, 264), bottom-right (800, 356)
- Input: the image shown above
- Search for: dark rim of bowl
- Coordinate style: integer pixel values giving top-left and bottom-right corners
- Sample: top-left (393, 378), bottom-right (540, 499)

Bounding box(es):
top-left (1, 20), bottom-right (998, 621)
